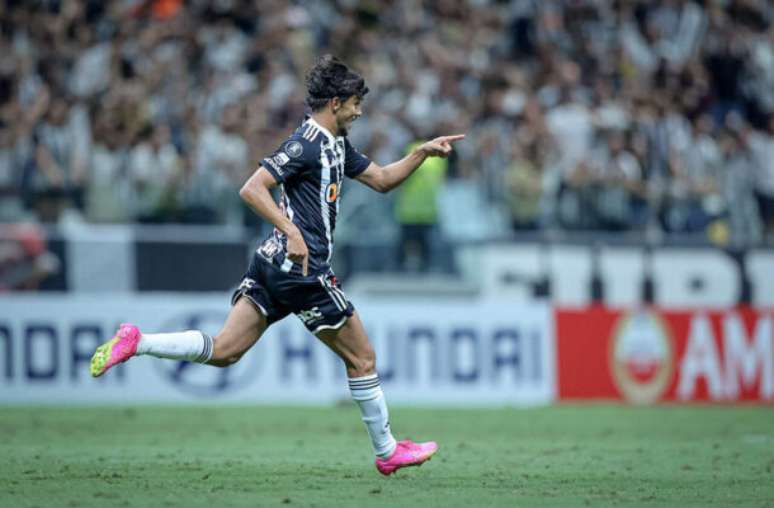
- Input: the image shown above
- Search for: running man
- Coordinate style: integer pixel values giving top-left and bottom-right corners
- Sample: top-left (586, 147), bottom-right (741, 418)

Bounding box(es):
top-left (90, 55), bottom-right (464, 476)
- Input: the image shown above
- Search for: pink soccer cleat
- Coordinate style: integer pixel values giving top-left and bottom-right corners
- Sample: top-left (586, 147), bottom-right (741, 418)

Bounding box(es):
top-left (90, 323), bottom-right (141, 377)
top-left (375, 440), bottom-right (438, 476)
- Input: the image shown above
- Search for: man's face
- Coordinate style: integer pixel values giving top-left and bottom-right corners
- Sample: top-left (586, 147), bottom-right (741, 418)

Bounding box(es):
top-left (334, 95), bottom-right (362, 136)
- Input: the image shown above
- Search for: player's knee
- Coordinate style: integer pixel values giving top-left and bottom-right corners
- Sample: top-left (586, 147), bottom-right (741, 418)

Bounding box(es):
top-left (208, 358), bottom-right (230, 368)
top-left (211, 349), bottom-right (244, 366)
top-left (208, 353), bottom-right (242, 368)
top-left (350, 347), bottom-right (376, 377)
top-left (209, 336), bottom-right (245, 367)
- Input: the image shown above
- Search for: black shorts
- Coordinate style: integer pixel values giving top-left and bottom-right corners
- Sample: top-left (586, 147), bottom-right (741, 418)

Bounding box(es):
top-left (231, 254), bottom-right (354, 334)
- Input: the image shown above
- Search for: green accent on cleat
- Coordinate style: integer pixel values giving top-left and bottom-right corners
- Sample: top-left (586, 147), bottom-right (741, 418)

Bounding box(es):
top-left (90, 338), bottom-right (119, 377)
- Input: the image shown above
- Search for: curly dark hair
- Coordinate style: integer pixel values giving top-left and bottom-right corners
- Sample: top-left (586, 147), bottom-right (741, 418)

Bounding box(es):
top-left (305, 55), bottom-right (369, 112)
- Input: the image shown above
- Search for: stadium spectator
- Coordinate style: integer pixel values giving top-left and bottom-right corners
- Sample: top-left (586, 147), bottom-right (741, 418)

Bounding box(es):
top-left (720, 123), bottom-right (762, 246)
top-left (30, 96), bottom-right (90, 221)
top-left (127, 122), bottom-right (183, 223)
top-left (394, 141), bottom-right (447, 272)
top-left (748, 114), bottom-right (774, 236)
top-left (85, 108), bottom-right (131, 223)
top-left (0, 222), bottom-right (59, 291)
top-left (0, 119), bottom-right (27, 221)
top-left (187, 102), bottom-right (249, 224)
top-left (504, 138), bottom-right (547, 231)
top-left (595, 129), bottom-right (648, 231)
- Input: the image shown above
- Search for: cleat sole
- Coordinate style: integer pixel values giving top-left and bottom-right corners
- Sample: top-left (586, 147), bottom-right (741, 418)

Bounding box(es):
top-left (382, 450), bottom-right (436, 476)
top-left (375, 441), bottom-right (438, 476)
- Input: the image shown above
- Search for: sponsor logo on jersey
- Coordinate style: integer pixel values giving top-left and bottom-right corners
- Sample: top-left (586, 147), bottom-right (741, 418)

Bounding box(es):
top-left (325, 183), bottom-right (338, 203)
top-left (610, 309), bottom-right (674, 404)
top-left (285, 140), bottom-right (304, 158)
top-left (297, 307), bottom-right (323, 324)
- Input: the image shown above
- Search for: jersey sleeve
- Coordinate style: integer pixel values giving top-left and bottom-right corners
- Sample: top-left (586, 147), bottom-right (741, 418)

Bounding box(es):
top-left (343, 138), bottom-right (371, 178)
top-left (261, 135), bottom-right (319, 184)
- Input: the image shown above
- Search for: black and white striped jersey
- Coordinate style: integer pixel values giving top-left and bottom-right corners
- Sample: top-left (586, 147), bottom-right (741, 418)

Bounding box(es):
top-left (258, 117), bottom-right (371, 277)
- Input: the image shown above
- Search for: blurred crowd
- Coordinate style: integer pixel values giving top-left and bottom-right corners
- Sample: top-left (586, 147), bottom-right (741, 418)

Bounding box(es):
top-left (1, 0), bottom-right (773, 252)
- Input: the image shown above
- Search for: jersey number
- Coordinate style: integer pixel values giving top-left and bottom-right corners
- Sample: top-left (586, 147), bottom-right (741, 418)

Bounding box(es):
top-left (326, 183), bottom-right (338, 203)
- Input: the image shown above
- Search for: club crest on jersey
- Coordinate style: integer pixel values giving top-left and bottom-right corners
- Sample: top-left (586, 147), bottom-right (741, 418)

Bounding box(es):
top-left (285, 141), bottom-right (304, 158)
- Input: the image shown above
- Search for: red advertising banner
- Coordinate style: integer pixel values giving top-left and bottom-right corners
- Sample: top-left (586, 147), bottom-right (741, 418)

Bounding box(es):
top-left (556, 306), bottom-right (774, 403)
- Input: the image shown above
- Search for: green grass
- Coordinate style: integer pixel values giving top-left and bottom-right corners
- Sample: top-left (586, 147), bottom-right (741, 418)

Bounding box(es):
top-left (1, 405), bottom-right (772, 507)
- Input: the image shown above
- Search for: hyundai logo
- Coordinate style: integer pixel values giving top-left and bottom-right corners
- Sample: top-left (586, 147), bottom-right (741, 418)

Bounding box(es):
top-left (153, 310), bottom-right (263, 396)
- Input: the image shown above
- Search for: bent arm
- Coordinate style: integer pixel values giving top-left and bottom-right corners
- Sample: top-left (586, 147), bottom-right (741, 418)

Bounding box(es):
top-left (239, 167), bottom-right (310, 274)
top-left (355, 134), bottom-right (465, 193)
top-left (355, 150), bottom-right (427, 194)
top-left (239, 167), bottom-right (299, 238)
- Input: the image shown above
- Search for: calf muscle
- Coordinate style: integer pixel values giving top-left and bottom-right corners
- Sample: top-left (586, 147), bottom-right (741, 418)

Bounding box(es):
top-left (207, 297), bottom-right (268, 367)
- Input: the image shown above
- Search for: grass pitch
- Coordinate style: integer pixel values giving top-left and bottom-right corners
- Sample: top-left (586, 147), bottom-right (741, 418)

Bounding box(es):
top-left (1, 405), bottom-right (772, 507)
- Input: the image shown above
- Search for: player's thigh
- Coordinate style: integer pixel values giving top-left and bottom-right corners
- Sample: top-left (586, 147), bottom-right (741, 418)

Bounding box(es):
top-left (210, 297), bottom-right (268, 364)
top-left (316, 311), bottom-right (375, 376)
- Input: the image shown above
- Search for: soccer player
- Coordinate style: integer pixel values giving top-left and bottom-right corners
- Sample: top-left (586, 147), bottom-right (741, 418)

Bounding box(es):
top-left (90, 55), bottom-right (464, 476)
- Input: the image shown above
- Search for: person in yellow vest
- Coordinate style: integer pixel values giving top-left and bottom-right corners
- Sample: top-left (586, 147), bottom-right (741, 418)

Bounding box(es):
top-left (394, 141), bottom-right (448, 272)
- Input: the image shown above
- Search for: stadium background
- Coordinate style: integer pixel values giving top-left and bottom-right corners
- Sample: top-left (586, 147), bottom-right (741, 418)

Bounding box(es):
top-left (1, 1), bottom-right (773, 506)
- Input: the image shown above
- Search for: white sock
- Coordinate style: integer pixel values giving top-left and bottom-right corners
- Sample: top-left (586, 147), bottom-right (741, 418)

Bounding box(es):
top-left (349, 374), bottom-right (397, 458)
top-left (135, 330), bottom-right (214, 363)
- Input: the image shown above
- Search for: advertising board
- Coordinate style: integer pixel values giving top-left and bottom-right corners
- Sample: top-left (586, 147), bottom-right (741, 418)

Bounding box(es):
top-left (0, 295), bottom-right (555, 405)
top-left (557, 307), bottom-right (774, 403)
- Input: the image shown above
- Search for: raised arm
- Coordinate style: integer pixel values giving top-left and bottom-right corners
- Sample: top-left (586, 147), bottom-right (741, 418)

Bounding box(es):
top-left (239, 167), bottom-right (309, 275)
top-left (355, 134), bottom-right (465, 193)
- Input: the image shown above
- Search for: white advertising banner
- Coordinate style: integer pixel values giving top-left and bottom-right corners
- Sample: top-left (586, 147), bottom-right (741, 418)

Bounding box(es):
top-left (0, 294), bottom-right (555, 405)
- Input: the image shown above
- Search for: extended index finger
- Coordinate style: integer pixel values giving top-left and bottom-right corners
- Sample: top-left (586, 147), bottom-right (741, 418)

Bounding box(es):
top-left (438, 134), bottom-right (466, 143)
top-left (302, 255), bottom-right (309, 277)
